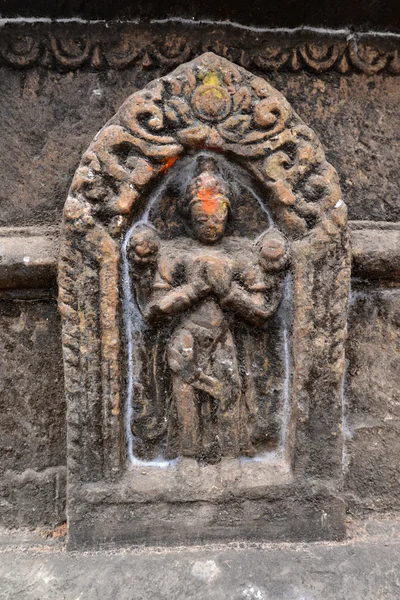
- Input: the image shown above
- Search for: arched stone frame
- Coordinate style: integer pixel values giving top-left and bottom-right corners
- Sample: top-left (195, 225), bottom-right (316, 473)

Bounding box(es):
top-left (59, 53), bottom-right (350, 546)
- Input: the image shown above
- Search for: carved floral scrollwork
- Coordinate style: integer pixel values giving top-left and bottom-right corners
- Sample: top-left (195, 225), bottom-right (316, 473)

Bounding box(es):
top-left (0, 27), bottom-right (398, 75)
top-left (65, 52), bottom-right (346, 243)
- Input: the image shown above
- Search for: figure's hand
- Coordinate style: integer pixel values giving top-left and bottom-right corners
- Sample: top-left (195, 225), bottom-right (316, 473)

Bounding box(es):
top-left (157, 289), bottom-right (191, 314)
top-left (128, 226), bottom-right (159, 267)
top-left (201, 255), bottom-right (232, 298)
top-left (191, 276), bottom-right (212, 299)
top-left (257, 230), bottom-right (289, 273)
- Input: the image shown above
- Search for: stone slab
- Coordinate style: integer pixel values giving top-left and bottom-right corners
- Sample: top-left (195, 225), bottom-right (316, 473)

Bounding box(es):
top-left (67, 487), bottom-right (346, 549)
top-left (0, 467), bottom-right (66, 529)
top-left (0, 297), bottom-right (66, 528)
top-left (0, 297), bottom-right (65, 474)
top-left (345, 287), bottom-right (400, 513)
top-left (1, 517), bottom-right (400, 599)
top-left (0, 227), bottom-right (59, 289)
top-left (1, 224), bottom-right (398, 289)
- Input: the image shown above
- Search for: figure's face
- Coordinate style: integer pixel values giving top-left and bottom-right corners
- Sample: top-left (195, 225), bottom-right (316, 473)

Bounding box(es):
top-left (190, 194), bottom-right (229, 244)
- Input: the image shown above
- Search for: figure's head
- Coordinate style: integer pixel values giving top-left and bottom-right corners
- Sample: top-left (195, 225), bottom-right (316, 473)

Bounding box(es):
top-left (181, 158), bottom-right (231, 244)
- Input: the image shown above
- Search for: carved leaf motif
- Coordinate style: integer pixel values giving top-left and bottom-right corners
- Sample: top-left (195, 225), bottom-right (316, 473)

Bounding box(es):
top-left (164, 104), bottom-right (181, 125)
top-left (165, 97), bottom-right (194, 126)
top-left (299, 44), bottom-right (341, 72)
top-left (177, 124), bottom-right (211, 146)
top-left (94, 126), bottom-right (133, 182)
top-left (164, 76), bottom-right (183, 96)
top-left (1, 35), bottom-right (41, 67)
top-left (185, 68), bottom-right (197, 92)
top-left (104, 36), bottom-right (141, 69)
top-left (251, 77), bottom-right (275, 98)
top-left (50, 36), bottom-right (91, 68)
top-left (253, 47), bottom-right (291, 71)
top-left (246, 96), bottom-right (292, 140)
top-left (220, 62), bottom-right (242, 86)
top-left (348, 40), bottom-right (387, 74)
top-left (218, 115), bottom-right (252, 142)
top-left (150, 36), bottom-right (191, 66)
top-left (118, 84), bottom-right (181, 148)
top-left (233, 87), bottom-right (252, 111)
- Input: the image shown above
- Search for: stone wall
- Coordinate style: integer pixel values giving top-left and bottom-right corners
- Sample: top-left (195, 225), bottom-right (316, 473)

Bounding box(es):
top-left (0, 21), bottom-right (399, 529)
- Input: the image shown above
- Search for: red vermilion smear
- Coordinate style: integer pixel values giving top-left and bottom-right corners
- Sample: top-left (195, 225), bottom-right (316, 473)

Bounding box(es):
top-left (159, 156), bottom-right (178, 174)
top-left (196, 181), bottom-right (220, 215)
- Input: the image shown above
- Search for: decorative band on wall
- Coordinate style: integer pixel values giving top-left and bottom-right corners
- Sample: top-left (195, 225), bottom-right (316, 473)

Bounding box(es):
top-left (0, 24), bottom-right (399, 74)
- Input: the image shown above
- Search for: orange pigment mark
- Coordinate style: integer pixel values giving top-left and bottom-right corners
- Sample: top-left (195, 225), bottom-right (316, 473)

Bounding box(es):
top-left (196, 178), bottom-right (226, 215)
top-left (159, 156), bottom-right (178, 174)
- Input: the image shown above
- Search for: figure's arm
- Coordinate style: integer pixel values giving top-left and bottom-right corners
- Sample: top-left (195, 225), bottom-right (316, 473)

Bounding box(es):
top-left (221, 229), bottom-right (290, 326)
top-left (144, 255), bottom-right (210, 322)
top-left (221, 276), bottom-right (283, 326)
top-left (145, 281), bottom-right (209, 319)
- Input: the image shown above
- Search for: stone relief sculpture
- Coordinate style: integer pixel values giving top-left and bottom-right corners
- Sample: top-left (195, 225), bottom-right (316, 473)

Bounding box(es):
top-left (58, 52), bottom-right (350, 546)
top-left (127, 156), bottom-right (290, 463)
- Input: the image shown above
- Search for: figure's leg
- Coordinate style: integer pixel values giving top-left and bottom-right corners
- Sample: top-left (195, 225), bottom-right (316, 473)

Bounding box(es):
top-left (214, 329), bottom-right (241, 457)
top-left (217, 402), bottom-right (240, 458)
top-left (172, 375), bottom-right (199, 458)
top-left (199, 396), bottom-right (220, 464)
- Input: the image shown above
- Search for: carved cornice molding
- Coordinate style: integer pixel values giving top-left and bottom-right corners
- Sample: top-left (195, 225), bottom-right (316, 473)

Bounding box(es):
top-left (0, 223), bottom-right (398, 290)
top-left (0, 24), bottom-right (399, 75)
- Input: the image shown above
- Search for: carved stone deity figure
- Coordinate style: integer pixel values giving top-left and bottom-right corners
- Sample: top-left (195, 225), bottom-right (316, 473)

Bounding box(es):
top-left (59, 53), bottom-right (350, 546)
top-left (128, 157), bottom-right (290, 463)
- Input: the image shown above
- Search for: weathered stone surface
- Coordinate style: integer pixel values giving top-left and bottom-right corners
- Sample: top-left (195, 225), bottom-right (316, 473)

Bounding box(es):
top-left (350, 223), bottom-right (400, 281)
top-left (0, 467), bottom-right (66, 528)
top-left (0, 227), bottom-right (59, 289)
top-left (345, 288), bottom-right (400, 513)
top-left (0, 298), bottom-right (66, 527)
top-left (1, 517), bottom-right (400, 600)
